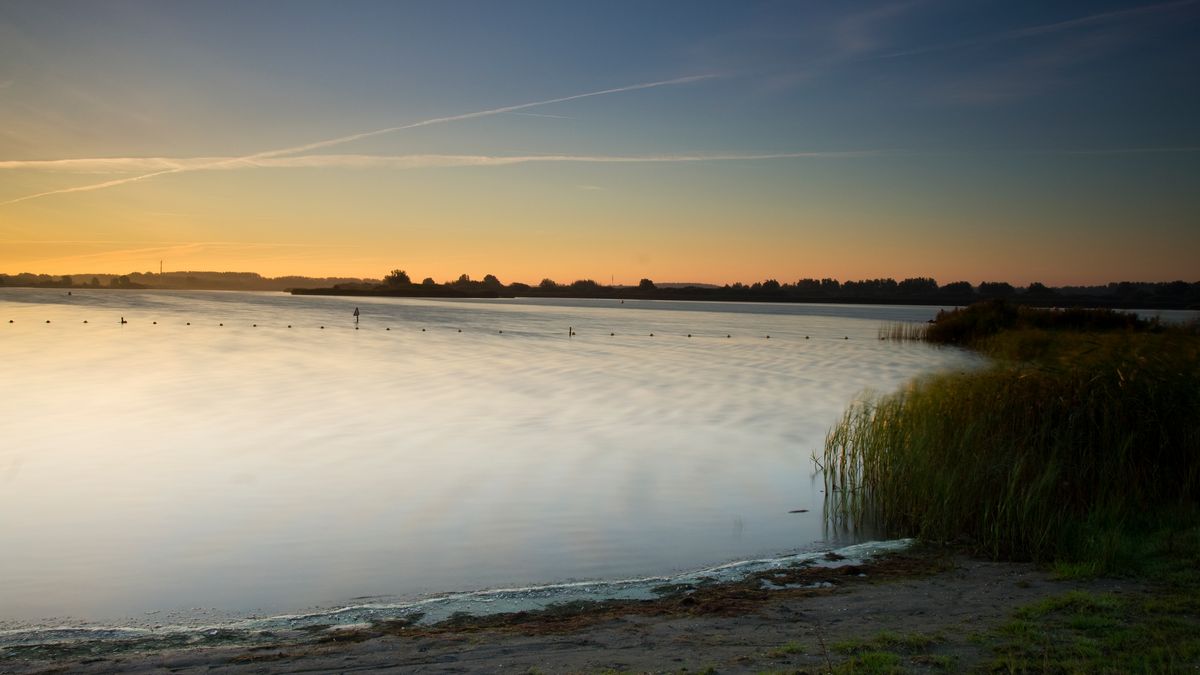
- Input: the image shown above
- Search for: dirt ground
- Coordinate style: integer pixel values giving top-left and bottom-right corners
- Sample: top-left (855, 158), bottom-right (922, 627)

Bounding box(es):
top-left (1, 550), bottom-right (1146, 674)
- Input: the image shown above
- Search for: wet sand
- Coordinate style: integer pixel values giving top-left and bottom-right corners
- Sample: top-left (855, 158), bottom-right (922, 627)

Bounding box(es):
top-left (2, 548), bottom-right (1146, 674)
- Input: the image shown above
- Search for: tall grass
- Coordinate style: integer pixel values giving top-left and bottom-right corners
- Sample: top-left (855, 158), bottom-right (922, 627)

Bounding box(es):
top-left (877, 322), bottom-right (927, 341)
top-left (823, 308), bottom-right (1200, 569)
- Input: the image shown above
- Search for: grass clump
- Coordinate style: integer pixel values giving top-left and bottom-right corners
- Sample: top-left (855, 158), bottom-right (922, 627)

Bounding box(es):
top-left (983, 587), bottom-right (1200, 673)
top-left (823, 302), bottom-right (1200, 570)
top-left (830, 651), bottom-right (904, 674)
top-left (832, 631), bottom-right (943, 656)
top-left (766, 641), bottom-right (806, 658)
top-left (923, 299), bottom-right (1154, 346)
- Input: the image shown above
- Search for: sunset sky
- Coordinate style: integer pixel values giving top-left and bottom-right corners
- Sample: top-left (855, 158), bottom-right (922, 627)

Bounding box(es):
top-left (1, 1), bottom-right (1197, 286)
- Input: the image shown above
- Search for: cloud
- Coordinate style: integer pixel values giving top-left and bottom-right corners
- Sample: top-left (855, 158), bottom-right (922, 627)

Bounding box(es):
top-left (0, 74), bottom-right (717, 207)
top-left (0, 151), bottom-right (874, 173)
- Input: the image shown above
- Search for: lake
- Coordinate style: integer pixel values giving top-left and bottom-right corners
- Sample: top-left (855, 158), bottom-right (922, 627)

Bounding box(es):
top-left (0, 289), bottom-right (980, 642)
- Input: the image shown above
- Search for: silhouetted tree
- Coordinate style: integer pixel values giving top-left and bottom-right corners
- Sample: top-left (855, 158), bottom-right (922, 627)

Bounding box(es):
top-left (421, 277), bottom-right (436, 286)
top-left (795, 278), bottom-right (821, 294)
top-left (898, 277), bottom-right (938, 294)
top-left (940, 281), bottom-right (973, 294)
top-left (761, 279), bottom-right (781, 291)
top-left (570, 279), bottom-right (600, 291)
top-left (1025, 282), bottom-right (1056, 297)
top-left (638, 278), bottom-right (656, 290)
top-left (384, 269), bottom-right (411, 286)
top-left (978, 281), bottom-right (1016, 298)
top-left (938, 280), bottom-right (974, 301)
top-left (60, 275), bottom-right (73, 287)
top-left (482, 274), bottom-right (502, 289)
top-left (539, 278), bottom-right (558, 290)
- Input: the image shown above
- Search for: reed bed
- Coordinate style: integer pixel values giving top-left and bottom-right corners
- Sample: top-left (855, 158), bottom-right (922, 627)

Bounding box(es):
top-left (824, 312), bottom-right (1200, 569)
top-left (877, 322), bottom-right (928, 341)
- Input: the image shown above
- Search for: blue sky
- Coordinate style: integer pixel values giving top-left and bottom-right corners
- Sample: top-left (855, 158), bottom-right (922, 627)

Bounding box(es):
top-left (1, 0), bottom-right (1197, 284)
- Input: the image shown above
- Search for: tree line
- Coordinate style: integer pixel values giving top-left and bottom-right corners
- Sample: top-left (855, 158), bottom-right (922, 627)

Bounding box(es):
top-left (331, 270), bottom-right (1198, 309)
top-left (4, 269), bottom-right (1197, 309)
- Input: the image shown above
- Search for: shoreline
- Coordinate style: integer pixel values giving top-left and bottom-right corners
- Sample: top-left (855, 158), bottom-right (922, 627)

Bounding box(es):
top-left (0, 542), bottom-right (1147, 667)
top-left (0, 540), bottom-right (912, 651)
top-left (0, 545), bottom-right (1152, 673)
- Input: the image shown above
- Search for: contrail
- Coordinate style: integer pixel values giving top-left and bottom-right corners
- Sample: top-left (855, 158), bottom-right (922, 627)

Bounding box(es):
top-left (0, 74), bottom-right (716, 207)
top-left (0, 151), bottom-right (875, 173)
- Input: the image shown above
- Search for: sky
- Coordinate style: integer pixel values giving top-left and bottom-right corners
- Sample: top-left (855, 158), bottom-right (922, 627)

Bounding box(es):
top-left (0, 0), bottom-right (1197, 286)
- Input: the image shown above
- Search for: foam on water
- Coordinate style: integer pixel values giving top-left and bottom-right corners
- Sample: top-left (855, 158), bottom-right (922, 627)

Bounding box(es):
top-left (0, 538), bottom-right (912, 650)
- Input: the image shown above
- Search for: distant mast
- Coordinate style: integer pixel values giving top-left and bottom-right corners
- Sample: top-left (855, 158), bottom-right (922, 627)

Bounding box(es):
top-left (159, 260), bottom-right (163, 275)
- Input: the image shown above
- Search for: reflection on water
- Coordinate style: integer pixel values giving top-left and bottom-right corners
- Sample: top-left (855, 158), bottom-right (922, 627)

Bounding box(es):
top-left (0, 289), bottom-right (979, 629)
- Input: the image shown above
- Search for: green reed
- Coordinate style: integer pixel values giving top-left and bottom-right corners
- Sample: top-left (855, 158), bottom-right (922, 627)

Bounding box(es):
top-left (877, 322), bottom-right (928, 341)
top-left (823, 315), bottom-right (1200, 569)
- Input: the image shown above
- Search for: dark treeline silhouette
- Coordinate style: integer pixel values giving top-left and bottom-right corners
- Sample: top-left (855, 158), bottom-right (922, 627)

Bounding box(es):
top-left (3, 270), bottom-right (1197, 308)
top-left (0, 270), bottom-right (376, 291)
top-left (291, 270), bottom-right (1200, 309)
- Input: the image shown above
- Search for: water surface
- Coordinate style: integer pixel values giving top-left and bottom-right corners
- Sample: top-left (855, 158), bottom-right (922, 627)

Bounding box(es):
top-left (0, 289), bottom-right (979, 632)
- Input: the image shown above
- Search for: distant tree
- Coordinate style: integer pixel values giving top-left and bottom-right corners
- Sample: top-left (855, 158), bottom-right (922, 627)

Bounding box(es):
top-left (481, 274), bottom-right (502, 289)
top-left (638, 278), bottom-right (656, 290)
top-left (795, 278), bottom-right (821, 294)
top-left (421, 277), bottom-right (436, 286)
top-left (1154, 281), bottom-right (1190, 297)
top-left (1024, 282), bottom-right (1056, 297)
top-left (539, 278), bottom-right (558, 290)
top-left (455, 273), bottom-right (472, 285)
top-left (939, 281), bottom-right (974, 297)
top-left (761, 279), bottom-right (781, 291)
top-left (60, 275), bottom-right (73, 287)
top-left (89, 276), bottom-right (101, 288)
top-left (978, 281), bottom-right (1016, 298)
top-left (570, 279), bottom-right (600, 291)
top-left (898, 277), bottom-right (938, 294)
top-left (383, 269), bottom-right (411, 286)
top-left (110, 275), bottom-right (132, 288)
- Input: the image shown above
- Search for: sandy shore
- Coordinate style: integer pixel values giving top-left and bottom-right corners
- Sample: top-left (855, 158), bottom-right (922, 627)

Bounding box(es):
top-left (2, 549), bottom-right (1146, 674)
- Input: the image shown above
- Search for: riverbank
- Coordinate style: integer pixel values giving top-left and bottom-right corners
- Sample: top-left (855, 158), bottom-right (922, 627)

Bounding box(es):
top-left (5, 545), bottom-right (1174, 674)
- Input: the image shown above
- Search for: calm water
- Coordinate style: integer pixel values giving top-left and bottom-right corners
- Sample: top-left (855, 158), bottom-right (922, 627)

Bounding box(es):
top-left (0, 289), bottom-right (979, 636)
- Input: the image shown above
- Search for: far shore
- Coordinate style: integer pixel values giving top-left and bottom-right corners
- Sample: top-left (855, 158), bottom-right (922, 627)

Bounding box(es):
top-left (290, 285), bottom-right (1200, 310)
